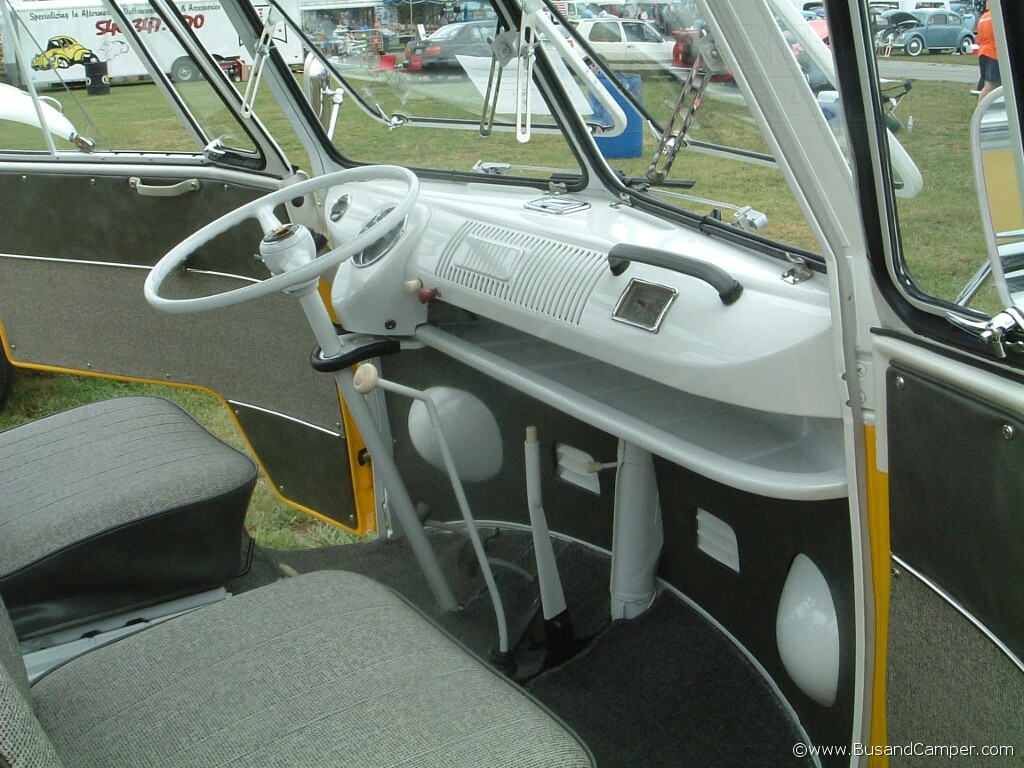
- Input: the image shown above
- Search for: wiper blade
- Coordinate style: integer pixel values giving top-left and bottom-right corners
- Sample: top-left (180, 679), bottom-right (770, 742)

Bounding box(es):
top-left (204, 138), bottom-right (262, 170)
top-left (618, 173), bottom-right (695, 191)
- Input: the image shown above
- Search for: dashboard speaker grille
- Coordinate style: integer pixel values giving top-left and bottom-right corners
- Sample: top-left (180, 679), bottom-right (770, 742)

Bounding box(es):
top-left (435, 222), bottom-right (606, 326)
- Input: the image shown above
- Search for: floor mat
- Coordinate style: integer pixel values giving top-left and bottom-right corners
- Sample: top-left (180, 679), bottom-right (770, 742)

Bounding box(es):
top-left (526, 593), bottom-right (813, 768)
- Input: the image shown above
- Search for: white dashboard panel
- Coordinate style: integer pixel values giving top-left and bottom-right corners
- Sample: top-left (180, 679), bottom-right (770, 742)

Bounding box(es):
top-left (327, 179), bottom-right (841, 420)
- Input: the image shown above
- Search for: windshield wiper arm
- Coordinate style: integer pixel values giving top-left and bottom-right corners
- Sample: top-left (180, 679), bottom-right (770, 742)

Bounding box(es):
top-left (374, 104), bottom-right (409, 131)
top-left (474, 160), bottom-right (579, 177)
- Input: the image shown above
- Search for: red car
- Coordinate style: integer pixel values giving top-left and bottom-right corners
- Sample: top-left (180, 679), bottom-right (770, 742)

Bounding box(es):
top-left (671, 28), bottom-right (733, 81)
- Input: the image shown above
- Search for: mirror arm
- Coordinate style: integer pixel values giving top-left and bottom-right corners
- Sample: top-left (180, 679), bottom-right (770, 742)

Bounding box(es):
top-left (241, 10), bottom-right (282, 119)
top-left (946, 307), bottom-right (1024, 358)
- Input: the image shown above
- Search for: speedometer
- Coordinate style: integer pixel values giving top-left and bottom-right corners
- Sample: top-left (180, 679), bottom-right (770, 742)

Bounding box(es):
top-left (352, 206), bottom-right (406, 267)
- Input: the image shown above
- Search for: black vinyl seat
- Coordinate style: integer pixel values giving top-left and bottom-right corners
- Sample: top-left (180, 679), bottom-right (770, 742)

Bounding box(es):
top-left (0, 397), bottom-right (257, 640)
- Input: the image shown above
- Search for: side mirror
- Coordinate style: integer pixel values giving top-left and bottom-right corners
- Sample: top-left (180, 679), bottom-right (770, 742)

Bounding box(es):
top-left (302, 52), bottom-right (344, 141)
top-left (972, 87), bottom-right (1024, 306)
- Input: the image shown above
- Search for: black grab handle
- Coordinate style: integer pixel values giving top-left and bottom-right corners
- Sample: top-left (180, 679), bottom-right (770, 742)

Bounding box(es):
top-left (607, 244), bottom-right (743, 305)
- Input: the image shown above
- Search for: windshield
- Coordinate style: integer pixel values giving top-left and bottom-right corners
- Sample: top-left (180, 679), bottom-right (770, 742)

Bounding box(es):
top-left (4, 0), bottom-right (967, 270)
top-left (288, 0), bottom-right (848, 255)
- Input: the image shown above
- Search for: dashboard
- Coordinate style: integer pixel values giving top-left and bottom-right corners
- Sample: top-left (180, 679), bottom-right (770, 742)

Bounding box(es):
top-left (325, 177), bottom-right (839, 420)
top-left (324, 177), bottom-right (846, 501)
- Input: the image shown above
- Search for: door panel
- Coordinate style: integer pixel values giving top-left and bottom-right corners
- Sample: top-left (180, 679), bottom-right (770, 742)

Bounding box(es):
top-left (0, 171), bottom-right (267, 272)
top-left (887, 362), bottom-right (1023, 661)
top-left (874, 335), bottom-right (1024, 753)
top-left (0, 166), bottom-right (360, 529)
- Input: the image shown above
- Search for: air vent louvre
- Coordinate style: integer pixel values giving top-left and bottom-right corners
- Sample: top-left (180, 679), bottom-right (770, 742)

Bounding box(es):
top-left (436, 222), bottom-right (606, 325)
top-left (696, 508), bottom-right (740, 573)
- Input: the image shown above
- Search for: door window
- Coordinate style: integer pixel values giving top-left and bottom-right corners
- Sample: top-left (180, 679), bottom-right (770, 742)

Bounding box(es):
top-left (870, 0), bottom-right (1016, 314)
top-left (589, 21), bottom-right (622, 43)
top-left (0, 0), bottom-right (260, 159)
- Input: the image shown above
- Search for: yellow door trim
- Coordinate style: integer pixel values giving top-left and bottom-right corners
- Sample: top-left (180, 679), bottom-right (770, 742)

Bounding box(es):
top-left (338, 383), bottom-right (377, 534)
top-left (864, 424), bottom-right (891, 768)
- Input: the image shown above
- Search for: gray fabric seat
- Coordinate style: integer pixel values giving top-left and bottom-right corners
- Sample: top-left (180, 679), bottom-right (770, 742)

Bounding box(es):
top-left (1, 570), bottom-right (595, 768)
top-left (0, 397), bottom-right (257, 639)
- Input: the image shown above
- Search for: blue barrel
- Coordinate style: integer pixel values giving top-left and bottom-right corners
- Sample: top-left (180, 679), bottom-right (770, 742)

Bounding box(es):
top-left (591, 73), bottom-right (643, 159)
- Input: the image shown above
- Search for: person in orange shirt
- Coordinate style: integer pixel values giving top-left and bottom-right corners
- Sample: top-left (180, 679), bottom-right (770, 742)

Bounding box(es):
top-left (976, 2), bottom-right (1000, 101)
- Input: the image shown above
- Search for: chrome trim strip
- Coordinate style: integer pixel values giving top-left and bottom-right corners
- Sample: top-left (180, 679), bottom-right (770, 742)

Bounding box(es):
top-left (892, 555), bottom-right (1024, 674)
top-left (228, 399), bottom-right (342, 438)
top-left (0, 160), bottom-right (279, 185)
top-left (0, 254), bottom-right (263, 285)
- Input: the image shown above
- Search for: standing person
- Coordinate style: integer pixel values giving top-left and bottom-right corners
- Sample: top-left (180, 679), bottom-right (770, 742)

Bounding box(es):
top-left (976, 2), bottom-right (1000, 101)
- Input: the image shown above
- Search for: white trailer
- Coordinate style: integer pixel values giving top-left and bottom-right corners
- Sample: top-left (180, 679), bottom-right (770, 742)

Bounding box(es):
top-left (3, 0), bottom-right (304, 86)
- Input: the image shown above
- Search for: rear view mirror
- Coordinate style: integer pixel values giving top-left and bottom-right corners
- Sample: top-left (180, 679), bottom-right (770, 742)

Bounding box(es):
top-left (972, 88), bottom-right (1024, 307)
top-left (302, 53), bottom-right (344, 141)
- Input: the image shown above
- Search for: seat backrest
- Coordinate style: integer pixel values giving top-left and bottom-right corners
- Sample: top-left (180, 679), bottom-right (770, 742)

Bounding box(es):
top-left (0, 599), bottom-right (64, 768)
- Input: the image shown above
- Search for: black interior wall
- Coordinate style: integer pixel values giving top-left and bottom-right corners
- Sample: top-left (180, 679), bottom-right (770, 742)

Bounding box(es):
top-left (654, 462), bottom-right (856, 765)
top-left (383, 343), bottom-right (857, 764)
top-left (888, 363), bottom-right (1024, 662)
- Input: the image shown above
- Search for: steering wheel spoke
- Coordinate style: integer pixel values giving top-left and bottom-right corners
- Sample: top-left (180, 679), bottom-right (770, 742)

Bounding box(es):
top-left (254, 205), bottom-right (285, 237)
top-left (144, 166), bottom-right (419, 314)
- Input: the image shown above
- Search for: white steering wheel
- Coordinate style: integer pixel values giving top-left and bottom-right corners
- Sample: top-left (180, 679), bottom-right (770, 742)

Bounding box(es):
top-left (145, 165), bottom-right (419, 314)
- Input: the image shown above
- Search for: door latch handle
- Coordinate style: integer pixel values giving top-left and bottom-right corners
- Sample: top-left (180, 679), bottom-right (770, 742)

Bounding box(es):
top-left (129, 177), bottom-right (200, 197)
top-left (946, 307), bottom-right (1024, 358)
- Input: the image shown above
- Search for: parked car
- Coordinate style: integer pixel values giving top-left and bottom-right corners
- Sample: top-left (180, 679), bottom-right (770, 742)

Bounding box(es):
top-left (867, 4), bottom-right (892, 36)
top-left (875, 9), bottom-right (974, 56)
top-left (574, 17), bottom-right (675, 69)
top-left (949, 2), bottom-right (978, 29)
top-left (404, 20), bottom-right (496, 72)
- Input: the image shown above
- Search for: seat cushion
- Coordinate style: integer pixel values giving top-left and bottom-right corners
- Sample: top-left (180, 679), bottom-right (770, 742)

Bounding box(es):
top-left (0, 397), bottom-right (257, 638)
top-left (32, 570), bottom-right (594, 768)
top-left (0, 599), bottom-right (63, 768)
